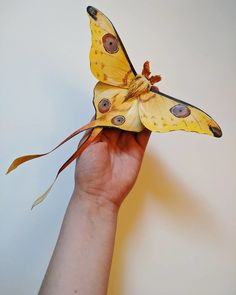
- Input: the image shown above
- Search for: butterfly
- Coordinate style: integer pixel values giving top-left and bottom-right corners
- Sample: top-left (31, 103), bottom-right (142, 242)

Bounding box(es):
top-left (6, 6), bottom-right (222, 208)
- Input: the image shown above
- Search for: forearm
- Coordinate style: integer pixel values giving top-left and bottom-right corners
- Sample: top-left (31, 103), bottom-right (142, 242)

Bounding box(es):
top-left (39, 190), bottom-right (118, 295)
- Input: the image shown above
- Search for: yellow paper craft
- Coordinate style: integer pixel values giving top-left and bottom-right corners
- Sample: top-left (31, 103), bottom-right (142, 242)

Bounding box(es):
top-left (7, 6), bottom-right (222, 208)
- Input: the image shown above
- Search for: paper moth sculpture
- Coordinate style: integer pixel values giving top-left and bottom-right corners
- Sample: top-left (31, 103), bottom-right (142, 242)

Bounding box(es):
top-left (7, 6), bottom-right (222, 208)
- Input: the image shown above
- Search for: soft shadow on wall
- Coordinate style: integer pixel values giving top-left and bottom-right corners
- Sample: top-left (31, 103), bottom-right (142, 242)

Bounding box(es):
top-left (108, 150), bottom-right (222, 295)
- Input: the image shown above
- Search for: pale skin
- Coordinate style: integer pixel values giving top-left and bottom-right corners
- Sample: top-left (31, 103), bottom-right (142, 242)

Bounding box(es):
top-left (39, 128), bottom-right (151, 295)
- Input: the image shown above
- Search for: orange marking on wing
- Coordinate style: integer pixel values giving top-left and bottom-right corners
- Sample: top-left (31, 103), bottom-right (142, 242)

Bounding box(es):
top-left (122, 70), bottom-right (132, 86)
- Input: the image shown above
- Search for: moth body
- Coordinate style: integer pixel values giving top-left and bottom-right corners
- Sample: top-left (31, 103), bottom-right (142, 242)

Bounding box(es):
top-left (126, 75), bottom-right (151, 99)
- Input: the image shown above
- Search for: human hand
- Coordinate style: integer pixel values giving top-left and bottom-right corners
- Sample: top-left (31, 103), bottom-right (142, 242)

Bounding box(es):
top-left (73, 128), bottom-right (151, 210)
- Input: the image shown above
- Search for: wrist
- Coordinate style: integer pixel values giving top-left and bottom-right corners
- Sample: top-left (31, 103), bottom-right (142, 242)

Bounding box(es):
top-left (71, 188), bottom-right (119, 222)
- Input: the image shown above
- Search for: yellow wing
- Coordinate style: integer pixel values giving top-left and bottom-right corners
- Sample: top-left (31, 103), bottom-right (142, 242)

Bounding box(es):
top-left (139, 90), bottom-right (222, 137)
top-left (87, 6), bottom-right (136, 88)
top-left (92, 82), bottom-right (144, 132)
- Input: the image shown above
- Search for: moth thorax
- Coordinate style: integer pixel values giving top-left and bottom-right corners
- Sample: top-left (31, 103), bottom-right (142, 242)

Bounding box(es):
top-left (126, 75), bottom-right (151, 99)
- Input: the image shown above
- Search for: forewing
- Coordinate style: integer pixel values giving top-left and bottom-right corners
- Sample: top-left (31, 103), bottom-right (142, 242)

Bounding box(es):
top-left (87, 6), bottom-right (136, 88)
top-left (139, 91), bottom-right (222, 137)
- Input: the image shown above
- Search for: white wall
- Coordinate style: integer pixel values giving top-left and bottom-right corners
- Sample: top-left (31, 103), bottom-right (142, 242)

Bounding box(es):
top-left (1, 0), bottom-right (235, 294)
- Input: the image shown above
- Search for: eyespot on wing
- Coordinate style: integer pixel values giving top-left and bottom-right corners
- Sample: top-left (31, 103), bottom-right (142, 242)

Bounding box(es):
top-left (98, 98), bottom-right (111, 113)
top-left (170, 104), bottom-right (191, 118)
top-left (102, 33), bottom-right (119, 54)
top-left (111, 115), bottom-right (126, 126)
